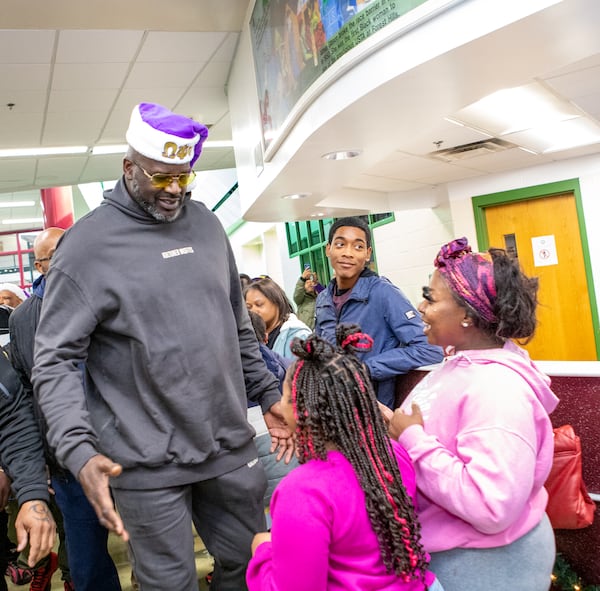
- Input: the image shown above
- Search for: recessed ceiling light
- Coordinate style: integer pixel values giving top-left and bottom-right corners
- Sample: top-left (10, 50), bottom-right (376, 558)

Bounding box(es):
top-left (281, 193), bottom-right (311, 200)
top-left (321, 149), bottom-right (362, 160)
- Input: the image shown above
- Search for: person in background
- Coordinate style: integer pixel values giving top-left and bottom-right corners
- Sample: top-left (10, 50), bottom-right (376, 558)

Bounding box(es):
top-left (0, 284), bottom-right (27, 309)
top-left (293, 265), bottom-right (324, 330)
top-left (0, 350), bottom-right (56, 588)
top-left (247, 310), bottom-right (298, 506)
top-left (9, 227), bottom-right (120, 591)
top-left (386, 237), bottom-right (556, 591)
top-left (315, 217), bottom-right (443, 408)
top-left (247, 326), bottom-right (443, 591)
top-left (32, 102), bottom-right (290, 591)
top-left (240, 273), bottom-right (252, 291)
top-left (245, 277), bottom-right (312, 359)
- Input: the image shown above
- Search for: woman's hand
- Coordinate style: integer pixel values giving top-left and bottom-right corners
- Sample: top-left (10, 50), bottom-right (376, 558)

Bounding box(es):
top-left (389, 403), bottom-right (424, 439)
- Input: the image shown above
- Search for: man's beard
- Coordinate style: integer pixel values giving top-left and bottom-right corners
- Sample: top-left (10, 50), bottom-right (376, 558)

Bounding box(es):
top-left (130, 179), bottom-right (182, 223)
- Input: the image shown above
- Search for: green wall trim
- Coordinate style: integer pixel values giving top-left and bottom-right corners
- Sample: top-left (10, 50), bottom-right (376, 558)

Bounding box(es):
top-left (471, 178), bottom-right (599, 359)
top-left (226, 218), bottom-right (246, 236)
top-left (211, 182), bottom-right (239, 212)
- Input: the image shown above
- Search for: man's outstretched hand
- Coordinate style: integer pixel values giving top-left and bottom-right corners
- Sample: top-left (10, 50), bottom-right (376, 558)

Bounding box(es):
top-left (78, 454), bottom-right (129, 541)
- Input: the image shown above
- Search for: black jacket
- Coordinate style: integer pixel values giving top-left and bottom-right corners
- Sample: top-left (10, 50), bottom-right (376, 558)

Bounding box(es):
top-left (9, 288), bottom-right (62, 474)
top-left (0, 350), bottom-right (48, 505)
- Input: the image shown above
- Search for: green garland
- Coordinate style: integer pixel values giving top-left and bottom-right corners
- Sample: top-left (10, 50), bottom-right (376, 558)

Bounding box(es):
top-left (551, 554), bottom-right (600, 591)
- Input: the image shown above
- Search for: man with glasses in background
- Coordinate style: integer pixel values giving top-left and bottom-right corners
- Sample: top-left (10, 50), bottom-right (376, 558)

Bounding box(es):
top-left (32, 103), bottom-right (289, 591)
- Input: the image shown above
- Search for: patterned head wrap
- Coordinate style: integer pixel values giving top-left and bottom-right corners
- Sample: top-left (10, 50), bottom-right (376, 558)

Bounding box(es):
top-left (434, 237), bottom-right (497, 323)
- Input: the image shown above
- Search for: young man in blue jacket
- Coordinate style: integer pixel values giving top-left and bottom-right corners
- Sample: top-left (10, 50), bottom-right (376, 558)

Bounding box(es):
top-left (315, 217), bottom-right (443, 407)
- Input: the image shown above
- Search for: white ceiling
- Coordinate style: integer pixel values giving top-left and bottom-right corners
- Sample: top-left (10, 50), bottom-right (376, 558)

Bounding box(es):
top-left (0, 0), bottom-right (248, 230)
top-left (1, 0), bottom-right (600, 229)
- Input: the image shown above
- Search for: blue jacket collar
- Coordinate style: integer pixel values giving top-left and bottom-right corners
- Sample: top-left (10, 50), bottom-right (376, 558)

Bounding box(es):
top-left (32, 274), bottom-right (45, 299)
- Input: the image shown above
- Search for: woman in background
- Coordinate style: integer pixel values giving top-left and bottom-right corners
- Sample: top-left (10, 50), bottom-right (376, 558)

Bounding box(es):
top-left (245, 277), bottom-right (311, 359)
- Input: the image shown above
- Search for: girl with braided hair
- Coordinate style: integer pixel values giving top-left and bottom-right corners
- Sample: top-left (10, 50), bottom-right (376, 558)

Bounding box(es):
top-left (247, 324), bottom-right (441, 591)
top-left (388, 237), bottom-right (557, 591)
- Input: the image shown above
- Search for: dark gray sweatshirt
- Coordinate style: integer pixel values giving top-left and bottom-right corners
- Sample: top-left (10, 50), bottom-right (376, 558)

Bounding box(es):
top-left (32, 178), bottom-right (280, 489)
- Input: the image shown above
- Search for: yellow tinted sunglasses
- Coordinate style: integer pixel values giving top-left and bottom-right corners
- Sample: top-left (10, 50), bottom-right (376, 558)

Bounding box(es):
top-left (132, 160), bottom-right (196, 189)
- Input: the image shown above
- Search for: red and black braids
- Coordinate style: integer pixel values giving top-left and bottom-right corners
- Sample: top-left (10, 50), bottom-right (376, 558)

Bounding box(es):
top-left (288, 324), bottom-right (429, 586)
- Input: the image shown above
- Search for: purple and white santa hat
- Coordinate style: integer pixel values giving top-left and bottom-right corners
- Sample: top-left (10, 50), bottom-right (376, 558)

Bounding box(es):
top-left (126, 103), bottom-right (209, 167)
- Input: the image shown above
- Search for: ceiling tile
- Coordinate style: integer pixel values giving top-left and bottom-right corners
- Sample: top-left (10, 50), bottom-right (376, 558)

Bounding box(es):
top-left (0, 64), bottom-right (51, 91)
top-left (0, 159), bottom-right (36, 188)
top-left (456, 146), bottom-right (541, 173)
top-left (212, 33), bottom-right (239, 62)
top-left (368, 154), bottom-right (457, 180)
top-left (47, 88), bottom-right (120, 113)
top-left (81, 154), bottom-right (124, 183)
top-left (193, 61), bottom-right (231, 87)
top-left (137, 32), bottom-right (228, 63)
top-left (176, 87), bottom-right (228, 124)
top-left (52, 62), bottom-right (131, 91)
top-left (203, 115), bottom-right (232, 141)
top-left (42, 112), bottom-right (105, 144)
top-left (0, 113), bottom-right (45, 148)
top-left (0, 30), bottom-right (56, 64)
top-left (35, 156), bottom-right (88, 186)
top-left (542, 53), bottom-right (600, 79)
top-left (113, 88), bottom-right (188, 113)
top-left (125, 61), bottom-right (207, 89)
top-left (571, 94), bottom-right (600, 121)
top-left (347, 174), bottom-right (429, 192)
top-left (196, 149), bottom-right (227, 169)
top-left (545, 66), bottom-right (600, 101)
top-left (98, 108), bottom-right (133, 144)
top-left (414, 165), bottom-right (485, 184)
top-left (0, 91), bottom-right (46, 114)
top-left (56, 30), bottom-right (144, 63)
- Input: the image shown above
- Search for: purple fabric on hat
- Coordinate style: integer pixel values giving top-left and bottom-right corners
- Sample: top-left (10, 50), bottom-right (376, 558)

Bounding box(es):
top-left (138, 103), bottom-right (199, 138)
top-left (434, 237), bottom-right (498, 323)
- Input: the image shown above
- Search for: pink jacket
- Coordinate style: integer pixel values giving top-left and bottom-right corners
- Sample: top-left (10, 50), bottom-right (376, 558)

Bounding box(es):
top-left (247, 441), bottom-right (435, 591)
top-left (399, 341), bottom-right (558, 552)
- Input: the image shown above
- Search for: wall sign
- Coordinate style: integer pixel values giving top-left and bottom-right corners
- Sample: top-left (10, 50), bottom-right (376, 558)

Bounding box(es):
top-left (531, 234), bottom-right (558, 267)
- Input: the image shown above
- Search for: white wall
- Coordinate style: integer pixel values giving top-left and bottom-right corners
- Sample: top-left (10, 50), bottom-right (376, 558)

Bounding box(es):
top-left (229, 220), bottom-right (300, 307)
top-left (373, 205), bottom-right (454, 306)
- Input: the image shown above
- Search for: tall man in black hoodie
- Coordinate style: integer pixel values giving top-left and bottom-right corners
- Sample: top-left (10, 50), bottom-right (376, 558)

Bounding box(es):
top-left (32, 103), bottom-right (289, 591)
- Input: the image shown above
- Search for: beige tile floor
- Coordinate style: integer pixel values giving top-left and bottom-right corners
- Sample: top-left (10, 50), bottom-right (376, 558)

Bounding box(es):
top-left (6, 530), bottom-right (214, 591)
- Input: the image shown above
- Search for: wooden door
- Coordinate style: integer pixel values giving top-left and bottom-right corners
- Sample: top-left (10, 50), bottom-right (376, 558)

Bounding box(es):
top-left (484, 192), bottom-right (597, 360)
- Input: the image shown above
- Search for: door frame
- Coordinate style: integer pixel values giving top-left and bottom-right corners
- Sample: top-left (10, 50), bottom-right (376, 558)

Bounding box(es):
top-left (471, 178), bottom-right (600, 359)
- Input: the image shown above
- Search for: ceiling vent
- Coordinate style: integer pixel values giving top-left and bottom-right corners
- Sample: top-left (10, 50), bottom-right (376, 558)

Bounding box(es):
top-left (428, 138), bottom-right (517, 162)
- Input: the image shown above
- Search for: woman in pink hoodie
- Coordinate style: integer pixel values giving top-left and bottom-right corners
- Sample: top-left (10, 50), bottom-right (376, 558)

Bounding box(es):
top-left (247, 325), bottom-right (442, 591)
top-left (388, 237), bottom-right (557, 591)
